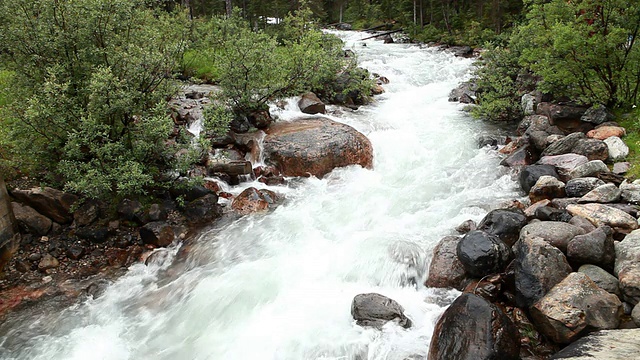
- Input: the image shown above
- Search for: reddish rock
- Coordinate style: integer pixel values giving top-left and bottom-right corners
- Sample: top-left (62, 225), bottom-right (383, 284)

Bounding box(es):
top-left (587, 126), bottom-right (626, 140)
top-left (231, 187), bottom-right (279, 215)
top-left (263, 118), bottom-right (373, 178)
top-left (425, 236), bottom-right (468, 290)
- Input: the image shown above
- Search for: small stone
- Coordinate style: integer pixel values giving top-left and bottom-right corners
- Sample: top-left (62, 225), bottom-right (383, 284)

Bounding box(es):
top-left (455, 219), bottom-right (476, 234)
top-left (42, 276), bottom-right (53, 284)
top-left (28, 253), bottom-right (41, 261)
top-left (613, 162), bottom-right (631, 174)
top-left (587, 126), bottom-right (626, 140)
top-left (38, 254), bottom-right (59, 272)
top-left (66, 245), bottom-right (85, 260)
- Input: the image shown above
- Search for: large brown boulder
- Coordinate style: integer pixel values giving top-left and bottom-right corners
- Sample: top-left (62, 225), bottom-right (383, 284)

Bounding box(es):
top-left (11, 202), bottom-right (52, 236)
top-left (263, 118), bottom-right (373, 178)
top-left (428, 293), bottom-right (520, 360)
top-left (10, 186), bottom-right (77, 224)
top-left (530, 272), bottom-right (622, 344)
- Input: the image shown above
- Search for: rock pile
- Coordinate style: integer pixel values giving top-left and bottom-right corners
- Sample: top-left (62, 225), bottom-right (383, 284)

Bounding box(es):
top-left (427, 101), bottom-right (640, 359)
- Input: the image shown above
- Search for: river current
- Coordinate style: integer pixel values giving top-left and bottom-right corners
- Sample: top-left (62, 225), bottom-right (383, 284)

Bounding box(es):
top-left (0, 31), bottom-right (520, 360)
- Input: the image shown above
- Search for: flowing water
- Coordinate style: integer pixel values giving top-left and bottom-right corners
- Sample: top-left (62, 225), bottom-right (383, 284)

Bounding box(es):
top-left (0, 31), bottom-right (520, 360)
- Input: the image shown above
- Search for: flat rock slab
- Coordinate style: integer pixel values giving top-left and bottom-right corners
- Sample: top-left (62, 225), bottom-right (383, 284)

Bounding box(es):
top-left (550, 329), bottom-right (640, 359)
top-left (263, 118), bottom-right (373, 178)
top-left (567, 203), bottom-right (639, 234)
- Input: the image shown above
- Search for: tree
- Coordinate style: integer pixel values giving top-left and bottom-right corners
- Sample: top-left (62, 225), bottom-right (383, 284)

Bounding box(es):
top-left (512, 0), bottom-right (640, 107)
top-left (0, 0), bottom-right (191, 198)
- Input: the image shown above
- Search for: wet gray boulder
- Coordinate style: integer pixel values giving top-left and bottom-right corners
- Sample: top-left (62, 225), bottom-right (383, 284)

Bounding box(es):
top-left (514, 235), bottom-right (572, 308)
top-left (569, 160), bottom-right (609, 179)
top-left (565, 177), bottom-right (606, 197)
top-left (184, 194), bottom-right (222, 226)
top-left (567, 226), bottom-right (615, 267)
top-left (578, 183), bottom-right (621, 204)
top-left (351, 293), bottom-right (411, 329)
top-left (519, 164), bottom-right (560, 193)
top-left (476, 208), bottom-right (527, 246)
top-left (551, 329), bottom-right (640, 359)
top-left (534, 206), bottom-right (572, 222)
top-left (456, 230), bottom-right (512, 278)
top-left (298, 92), bottom-right (326, 114)
top-left (520, 221), bottom-right (585, 253)
top-left (428, 293), bottom-right (519, 360)
top-left (425, 236), bottom-right (468, 290)
top-left (580, 104), bottom-right (614, 125)
top-left (579, 264), bottom-right (621, 296)
top-left (530, 272), bottom-right (623, 344)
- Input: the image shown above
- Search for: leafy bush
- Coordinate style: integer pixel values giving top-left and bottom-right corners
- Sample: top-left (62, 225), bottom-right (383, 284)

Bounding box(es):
top-left (472, 46), bottom-right (524, 122)
top-left (0, 0), bottom-right (190, 198)
top-left (511, 0), bottom-right (640, 107)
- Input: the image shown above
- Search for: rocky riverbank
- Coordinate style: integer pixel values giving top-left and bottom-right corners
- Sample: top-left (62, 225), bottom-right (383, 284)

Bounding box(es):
top-left (0, 69), bottom-right (386, 321)
top-left (429, 96), bottom-right (640, 359)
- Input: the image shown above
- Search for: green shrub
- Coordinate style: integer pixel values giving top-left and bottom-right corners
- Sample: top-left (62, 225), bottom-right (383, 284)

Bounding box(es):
top-left (0, 0), bottom-right (190, 198)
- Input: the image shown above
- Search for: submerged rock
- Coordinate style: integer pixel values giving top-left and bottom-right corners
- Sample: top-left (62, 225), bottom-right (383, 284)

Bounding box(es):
top-left (351, 293), bottom-right (411, 329)
top-left (263, 118), bottom-right (373, 178)
top-left (231, 187), bottom-right (278, 215)
top-left (428, 293), bottom-right (520, 360)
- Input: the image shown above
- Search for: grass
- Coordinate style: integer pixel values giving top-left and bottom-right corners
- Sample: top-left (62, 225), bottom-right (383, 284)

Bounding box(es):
top-left (181, 50), bottom-right (221, 83)
top-left (618, 110), bottom-right (640, 179)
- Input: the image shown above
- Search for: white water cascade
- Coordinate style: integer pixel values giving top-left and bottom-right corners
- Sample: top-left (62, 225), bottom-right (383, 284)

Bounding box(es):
top-left (0, 31), bottom-right (521, 360)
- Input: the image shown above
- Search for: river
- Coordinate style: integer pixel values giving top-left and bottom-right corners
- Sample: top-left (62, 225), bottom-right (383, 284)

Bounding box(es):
top-left (0, 31), bottom-right (520, 360)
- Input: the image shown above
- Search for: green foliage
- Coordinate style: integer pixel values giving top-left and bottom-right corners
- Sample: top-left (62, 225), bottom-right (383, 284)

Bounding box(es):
top-left (512, 0), bottom-right (640, 107)
top-left (0, 0), bottom-right (190, 198)
top-left (472, 46), bottom-right (524, 121)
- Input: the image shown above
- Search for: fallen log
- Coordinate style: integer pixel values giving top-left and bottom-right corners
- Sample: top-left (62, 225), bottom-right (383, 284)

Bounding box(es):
top-left (360, 29), bottom-right (403, 41)
top-left (207, 160), bottom-right (253, 176)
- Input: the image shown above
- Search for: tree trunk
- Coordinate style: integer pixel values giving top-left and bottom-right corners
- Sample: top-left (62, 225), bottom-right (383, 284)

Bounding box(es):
top-left (207, 160), bottom-right (253, 176)
top-left (0, 177), bottom-right (18, 275)
top-left (225, 0), bottom-right (232, 18)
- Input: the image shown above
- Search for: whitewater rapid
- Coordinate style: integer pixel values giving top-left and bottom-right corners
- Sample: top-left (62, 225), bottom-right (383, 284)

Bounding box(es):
top-left (0, 31), bottom-right (520, 360)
